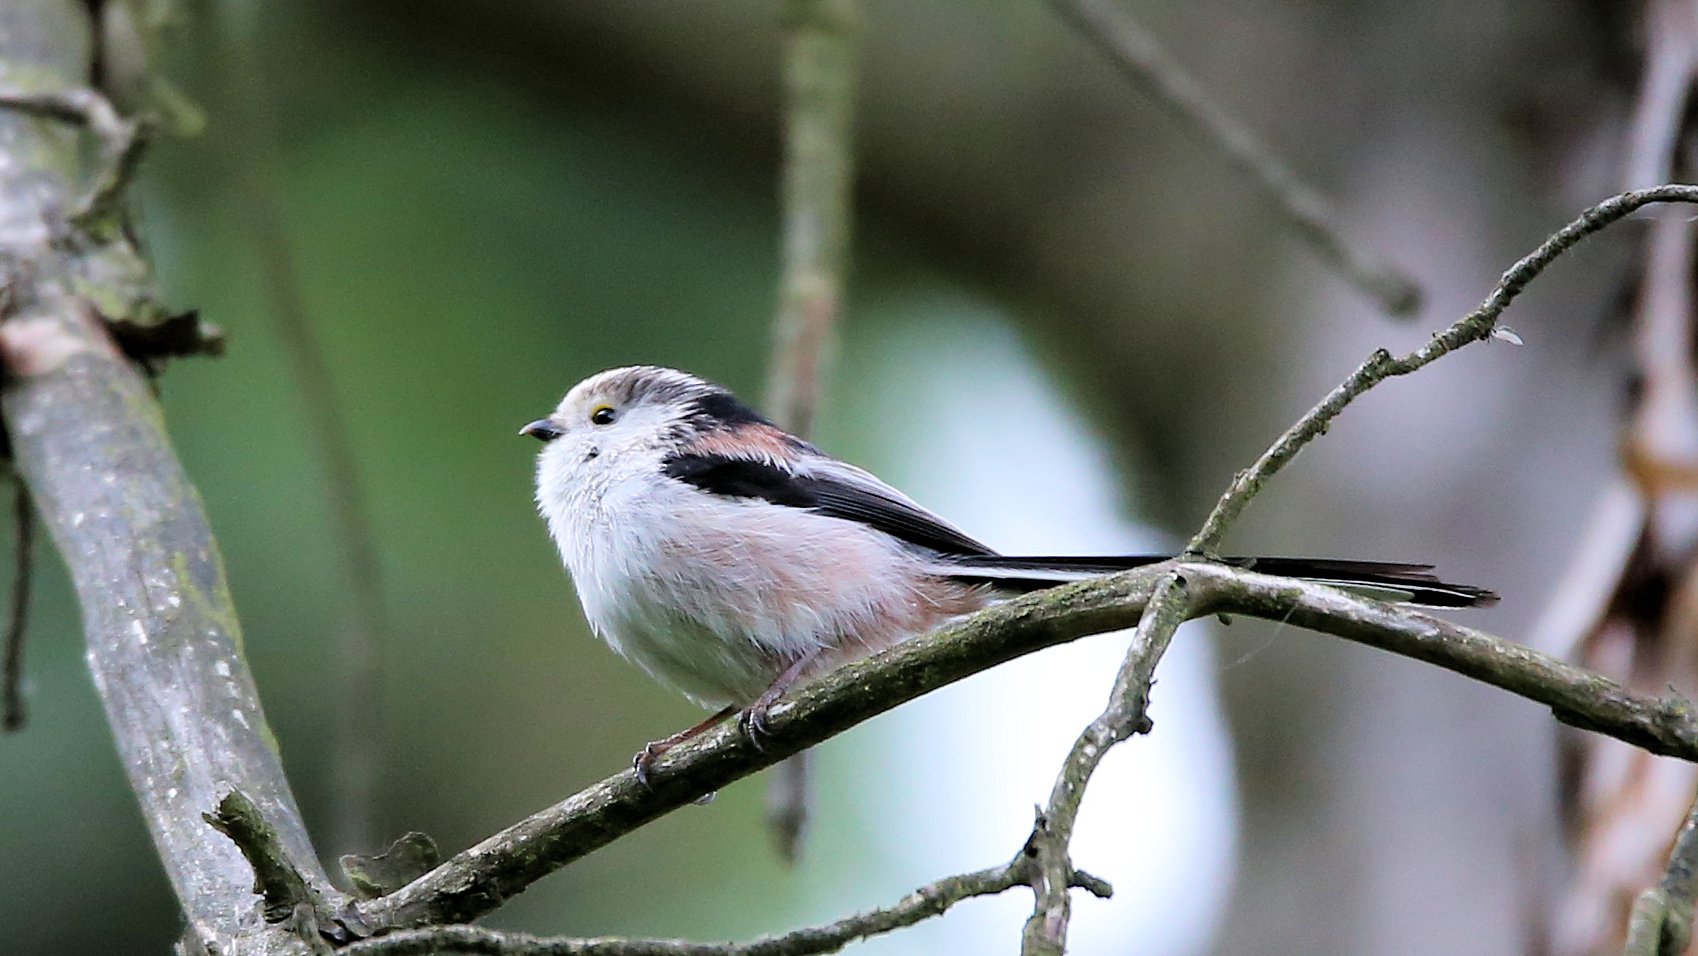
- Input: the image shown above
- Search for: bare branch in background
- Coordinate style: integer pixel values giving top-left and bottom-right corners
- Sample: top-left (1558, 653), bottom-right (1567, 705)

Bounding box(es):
top-left (762, 0), bottom-right (862, 864)
top-left (1017, 182), bottom-right (1698, 953)
top-left (1624, 0), bottom-right (1698, 193)
top-left (765, 0), bottom-right (859, 439)
top-left (1, 477), bottom-right (35, 731)
top-left (207, 4), bottom-right (391, 856)
top-left (1045, 0), bottom-right (1425, 317)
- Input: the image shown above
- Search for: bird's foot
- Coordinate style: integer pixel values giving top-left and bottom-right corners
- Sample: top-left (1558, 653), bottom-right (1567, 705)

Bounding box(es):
top-left (738, 700), bottom-right (774, 752)
top-left (632, 739), bottom-right (671, 789)
top-left (630, 705), bottom-right (740, 788)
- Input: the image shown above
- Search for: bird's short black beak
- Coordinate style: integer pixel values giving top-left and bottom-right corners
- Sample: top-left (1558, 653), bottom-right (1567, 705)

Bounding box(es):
top-left (519, 419), bottom-right (564, 442)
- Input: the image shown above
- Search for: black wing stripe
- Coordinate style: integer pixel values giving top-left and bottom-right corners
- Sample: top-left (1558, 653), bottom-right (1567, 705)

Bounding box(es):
top-left (808, 484), bottom-right (995, 556)
top-left (661, 455), bottom-right (817, 508)
top-left (662, 453), bottom-right (995, 557)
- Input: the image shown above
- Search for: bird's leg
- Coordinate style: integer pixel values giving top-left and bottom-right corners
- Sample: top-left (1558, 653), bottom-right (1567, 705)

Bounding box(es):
top-left (633, 704), bottom-right (737, 787)
top-left (739, 649), bottom-right (823, 752)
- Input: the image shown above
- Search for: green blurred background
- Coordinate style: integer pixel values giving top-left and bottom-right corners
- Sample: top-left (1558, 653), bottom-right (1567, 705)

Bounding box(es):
top-left (0, 1), bottom-right (1642, 953)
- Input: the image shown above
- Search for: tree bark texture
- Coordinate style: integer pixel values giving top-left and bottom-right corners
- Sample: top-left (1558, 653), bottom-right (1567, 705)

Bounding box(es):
top-left (0, 2), bottom-right (331, 952)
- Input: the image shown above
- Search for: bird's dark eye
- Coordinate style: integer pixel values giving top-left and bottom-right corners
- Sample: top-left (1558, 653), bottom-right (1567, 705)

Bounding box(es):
top-left (590, 404), bottom-right (617, 426)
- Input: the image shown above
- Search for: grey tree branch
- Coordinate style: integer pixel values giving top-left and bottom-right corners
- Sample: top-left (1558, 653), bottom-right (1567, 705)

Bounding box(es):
top-left (1021, 573), bottom-right (1191, 955)
top-left (343, 859), bottom-right (1104, 956)
top-left (1623, 787), bottom-right (1698, 956)
top-left (1188, 183), bottom-right (1698, 556)
top-left (0, 3), bottom-right (338, 953)
top-left (0, 84), bottom-right (147, 231)
top-left (203, 790), bottom-right (326, 926)
top-left (762, 0), bottom-right (862, 867)
top-left (1045, 0), bottom-right (1424, 317)
top-left (1624, 0), bottom-right (1698, 193)
top-left (347, 558), bottom-right (1698, 937)
top-left (1014, 181), bottom-right (1698, 954)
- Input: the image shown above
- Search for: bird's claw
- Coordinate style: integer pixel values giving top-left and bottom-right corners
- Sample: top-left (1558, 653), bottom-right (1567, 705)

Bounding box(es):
top-left (632, 740), bottom-right (667, 788)
top-left (738, 701), bottom-right (773, 752)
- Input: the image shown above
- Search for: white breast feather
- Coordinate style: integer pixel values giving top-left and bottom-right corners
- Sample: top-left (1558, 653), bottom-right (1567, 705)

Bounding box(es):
top-left (536, 444), bottom-right (942, 707)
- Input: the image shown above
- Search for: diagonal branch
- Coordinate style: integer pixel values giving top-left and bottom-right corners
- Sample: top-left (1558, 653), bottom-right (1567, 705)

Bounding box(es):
top-left (1018, 182), bottom-right (1698, 952)
top-left (348, 560), bottom-right (1698, 935)
top-left (1623, 786), bottom-right (1698, 956)
top-left (345, 186), bottom-right (1698, 937)
top-left (1045, 0), bottom-right (1424, 317)
top-left (203, 790), bottom-right (327, 926)
top-left (1188, 183), bottom-right (1698, 555)
top-left (0, 3), bottom-right (338, 953)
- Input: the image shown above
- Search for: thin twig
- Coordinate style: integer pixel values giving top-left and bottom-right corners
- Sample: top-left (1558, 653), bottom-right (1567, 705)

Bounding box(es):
top-left (349, 559), bottom-right (1698, 934)
top-left (344, 860), bottom-right (1106, 956)
top-left (208, 8), bottom-right (389, 855)
top-left (1623, 787), bottom-right (1698, 956)
top-left (1188, 184), bottom-right (1698, 556)
top-left (203, 790), bottom-right (321, 925)
top-left (0, 86), bottom-right (148, 232)
top-left (1, 476), bottom-right (34, 731)
top-left (763, 0), bottom-right (862, 864)
top-left (1045, 0), bottom-right (1423, 317)
top-left (1022, 573), bottom-right (1192, 955)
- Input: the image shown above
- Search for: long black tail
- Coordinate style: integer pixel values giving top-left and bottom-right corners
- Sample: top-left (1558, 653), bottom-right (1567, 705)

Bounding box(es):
top-left (940, 554), bottom-right (1497, 608)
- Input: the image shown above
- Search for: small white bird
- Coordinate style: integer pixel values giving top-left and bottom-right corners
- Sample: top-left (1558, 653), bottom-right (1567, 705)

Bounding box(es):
top-left (522, 365), bottom-right (1494, 777)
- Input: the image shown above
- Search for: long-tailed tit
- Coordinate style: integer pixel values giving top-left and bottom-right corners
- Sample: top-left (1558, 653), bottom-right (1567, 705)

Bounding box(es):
top-left (522, 365), bottom-right (1495, 776)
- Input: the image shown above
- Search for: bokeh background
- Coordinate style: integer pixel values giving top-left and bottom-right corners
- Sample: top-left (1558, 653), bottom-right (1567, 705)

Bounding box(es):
top-left (0, 1), bottom-right (1654, 953)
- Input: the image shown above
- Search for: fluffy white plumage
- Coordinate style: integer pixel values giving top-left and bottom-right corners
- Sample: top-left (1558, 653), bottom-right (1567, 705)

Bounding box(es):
top-left (524, 366), bottom-right (1494, 746)
top-left (529, 366), bottom-right (988, 709)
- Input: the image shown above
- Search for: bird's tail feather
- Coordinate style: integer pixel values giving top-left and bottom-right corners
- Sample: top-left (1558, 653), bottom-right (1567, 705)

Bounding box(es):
top-left (940, 554), bottom-right (1497, 609)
